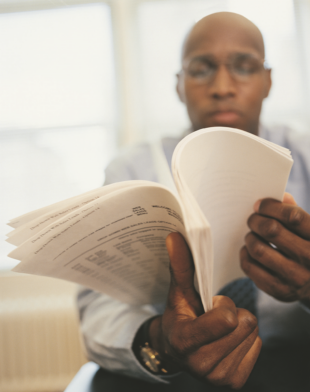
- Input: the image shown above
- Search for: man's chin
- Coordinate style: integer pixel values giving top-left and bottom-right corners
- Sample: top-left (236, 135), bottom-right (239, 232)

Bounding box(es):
top-left (196, 120), bottom-right (245, 132)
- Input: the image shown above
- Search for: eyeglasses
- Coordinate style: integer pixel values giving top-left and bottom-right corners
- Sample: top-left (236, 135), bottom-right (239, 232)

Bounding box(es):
top-left (178, 54), bottom-right (268, 84)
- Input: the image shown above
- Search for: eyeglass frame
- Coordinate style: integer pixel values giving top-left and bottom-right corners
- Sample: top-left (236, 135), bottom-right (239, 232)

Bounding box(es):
top-left (177, 53), bottom-right (270, 85)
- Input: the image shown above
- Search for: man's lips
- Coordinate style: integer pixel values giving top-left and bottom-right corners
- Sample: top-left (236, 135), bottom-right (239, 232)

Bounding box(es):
top-left (209, 111), bottom-right (241, 124)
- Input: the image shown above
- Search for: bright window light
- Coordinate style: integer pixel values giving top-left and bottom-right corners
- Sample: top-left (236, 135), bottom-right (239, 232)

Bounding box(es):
top-left (1, 4), bottom-right (116, 271)
top-left (0, 4), bottom-right (115, 129)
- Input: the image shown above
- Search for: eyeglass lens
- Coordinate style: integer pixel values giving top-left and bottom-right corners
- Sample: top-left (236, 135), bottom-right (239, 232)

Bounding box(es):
top-left (184, 54), bottom-right (265, 83)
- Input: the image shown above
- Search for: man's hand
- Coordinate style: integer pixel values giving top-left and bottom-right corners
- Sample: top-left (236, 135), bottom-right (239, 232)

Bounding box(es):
top-left (241, 193), bottom-right (310, 304)
top-left (149, 233), bottom-right (261, 389)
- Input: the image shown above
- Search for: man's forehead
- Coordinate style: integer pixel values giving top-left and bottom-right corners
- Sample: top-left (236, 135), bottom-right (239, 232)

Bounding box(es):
top-left (183, 45), bottom-right (262, 65)
top-left (182, 13), bottom-right (265, 61)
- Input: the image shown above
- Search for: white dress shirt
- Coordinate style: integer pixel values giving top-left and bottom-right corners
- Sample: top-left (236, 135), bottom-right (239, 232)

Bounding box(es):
top-left (77, 125), bottom-right (310, 383)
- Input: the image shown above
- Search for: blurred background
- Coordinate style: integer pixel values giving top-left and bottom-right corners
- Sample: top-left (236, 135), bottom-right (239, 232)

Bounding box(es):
top-left (1, 0), bottom-right (310, 391)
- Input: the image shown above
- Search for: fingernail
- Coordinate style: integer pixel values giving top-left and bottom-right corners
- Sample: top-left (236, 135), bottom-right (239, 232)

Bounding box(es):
top-left (253, 199), bottom-right (261, 212)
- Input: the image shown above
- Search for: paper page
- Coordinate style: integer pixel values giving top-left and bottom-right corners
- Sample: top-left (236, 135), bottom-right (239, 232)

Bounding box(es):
top-left (171, 167), bottom-right (213, 311)
top-left (7, 181), bottom-right (148, 229)
top-left (7, 181), bottom-right (147, 246)
top-left (173, 127), bottom-right (293, 298)
top-left (7, 187), bottom-right (105, 229)
top-left (10, 184), bottom-right (186, 306)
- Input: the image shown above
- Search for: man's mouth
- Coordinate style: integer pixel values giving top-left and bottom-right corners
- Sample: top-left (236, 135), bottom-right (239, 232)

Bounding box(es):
top-left (209, 111), bottom-right (241, 124)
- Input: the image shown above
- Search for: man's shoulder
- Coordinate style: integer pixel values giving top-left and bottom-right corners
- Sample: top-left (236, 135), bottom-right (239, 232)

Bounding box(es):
top-left (111, 142), bottom-right (153, 166)
top-left (104, 137), bottom-right (181, 184)
top-left (105, 142), bottom-right (154, 184)
top-left (261, 124), bottom-right (310, 151)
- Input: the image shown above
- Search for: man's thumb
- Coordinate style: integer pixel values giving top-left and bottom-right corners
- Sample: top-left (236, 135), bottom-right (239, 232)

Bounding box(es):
top-left (166, 233), bottom-right (195, 290)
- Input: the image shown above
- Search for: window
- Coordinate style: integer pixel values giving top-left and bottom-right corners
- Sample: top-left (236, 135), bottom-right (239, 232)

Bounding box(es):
top-left (1, 3), bottom-right (116, 269)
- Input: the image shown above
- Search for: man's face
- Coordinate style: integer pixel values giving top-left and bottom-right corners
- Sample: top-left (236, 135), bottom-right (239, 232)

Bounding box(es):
top-left (177, 22), bottom-right (272, 135)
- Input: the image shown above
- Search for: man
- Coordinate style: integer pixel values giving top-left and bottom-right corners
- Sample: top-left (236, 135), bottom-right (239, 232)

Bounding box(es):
top-left (78, 12), bottom-right (310, 390)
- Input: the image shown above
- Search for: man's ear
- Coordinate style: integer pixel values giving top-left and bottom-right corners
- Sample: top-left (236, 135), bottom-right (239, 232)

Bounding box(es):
top-left (176, 73), bottom-right (186, 103)
top-left (263, 68), bottom-right (272, 99)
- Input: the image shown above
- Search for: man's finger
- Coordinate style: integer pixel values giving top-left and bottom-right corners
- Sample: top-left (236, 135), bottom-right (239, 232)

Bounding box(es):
top-left (254, 198), bottom-right (310, 241)
top-left (282, 192), bottom-right (297, 206)
top-left (240, 246), bottom-right (299, 301)
top-left (163, 297), bottom-right (241, 358)
top-left (247, 213), bottom-right (310, 267)
top-left (183, 296), bottom-right (239, 345)
top-left (244, 232), bottom-right (310, 287)
top-left (227, 336), bottom-right (262, 389)
top-left (169, 304), bottom-right (256, 360)
top-left (206, 330), bottom-right (260, 388)
top-left (185, 310), bottom-right (259, 379)
top-left (254, 192), bottom-right (297, 211)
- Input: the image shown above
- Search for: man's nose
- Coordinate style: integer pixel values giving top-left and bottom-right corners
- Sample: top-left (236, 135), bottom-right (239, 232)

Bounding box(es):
top-left (209, 65), bottom-right (236, 99)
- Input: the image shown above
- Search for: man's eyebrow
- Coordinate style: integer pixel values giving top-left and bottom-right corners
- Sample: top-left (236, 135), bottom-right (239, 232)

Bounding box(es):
top-left (231, 52), bottom-right (262, 59)
top-left (185, 52), bottom-right (261, 63)
top-left (182, 54), bottom-right (214, 67)
top-left (186, 54), bottom-right (214, 62)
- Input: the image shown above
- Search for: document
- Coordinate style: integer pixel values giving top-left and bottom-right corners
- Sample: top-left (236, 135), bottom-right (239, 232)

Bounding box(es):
top-left (8, 127), bottom-right (293, 311)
